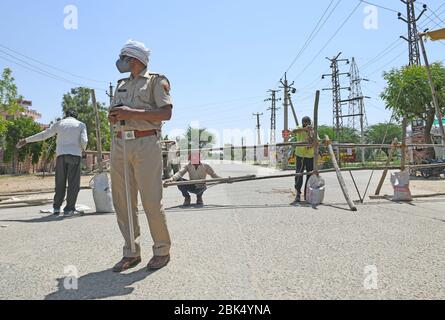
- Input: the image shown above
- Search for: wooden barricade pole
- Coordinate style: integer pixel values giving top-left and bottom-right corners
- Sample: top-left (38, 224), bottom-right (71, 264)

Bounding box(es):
top-left (313, 90), bottom-right (320, 173)
top-left (91, 89), bottom-right (103, 173)
top-left (325, 135), bottom-right (357, 211)
top-left (375, 138), bottom-right (399, 196)
top-left (401, 118), bottom-right (408, 171)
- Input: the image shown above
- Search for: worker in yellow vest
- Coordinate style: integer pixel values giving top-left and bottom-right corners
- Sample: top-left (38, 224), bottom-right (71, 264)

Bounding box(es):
top-left (290, 116), bottom-right (316, 204)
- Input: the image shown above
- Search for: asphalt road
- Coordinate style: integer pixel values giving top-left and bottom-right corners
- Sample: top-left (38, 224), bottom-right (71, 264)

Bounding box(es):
top-left (0, 161), bottom-right (444, 300)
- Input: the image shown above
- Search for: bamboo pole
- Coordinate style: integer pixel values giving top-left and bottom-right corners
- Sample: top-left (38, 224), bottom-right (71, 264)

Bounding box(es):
top-left (370, 192), bottom-right (445, 200)
top-left (419, 34), bottom-right (445, 145)
top-left (313, 91), bottom-right (320, 173)
top-left (164, 175), bottom-right (256, 187)
top-left (375, 138), bottom-right (399, 195)
top-left (163, 163), bottom-right (445, 188)
top-left (401, 118), bottom-right (408, 171)
top-left (325, 136), bottom-right (357, 211)
top-left (91, 89), bottom-right (103, 173)
top-left (349, 170), bottom-right (363, 203)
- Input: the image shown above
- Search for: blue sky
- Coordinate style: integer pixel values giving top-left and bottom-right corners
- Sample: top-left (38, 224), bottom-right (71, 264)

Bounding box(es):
top-left (1, 0), bottom-right (444, 146)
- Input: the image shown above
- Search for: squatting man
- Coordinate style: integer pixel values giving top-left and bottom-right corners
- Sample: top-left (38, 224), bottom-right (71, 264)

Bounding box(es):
top-left (164, 153), bottom-right (222, 206)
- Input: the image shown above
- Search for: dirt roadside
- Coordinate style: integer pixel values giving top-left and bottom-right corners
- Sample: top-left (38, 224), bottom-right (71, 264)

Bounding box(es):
top-left (0, 174), bottom-right (96, 194)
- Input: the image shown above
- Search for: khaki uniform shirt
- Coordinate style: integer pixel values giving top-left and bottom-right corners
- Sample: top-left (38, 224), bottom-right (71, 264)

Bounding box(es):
top-left (111, 68), bottom-right (173, 131)
top-left (172, 163), bottom-right (221, 186)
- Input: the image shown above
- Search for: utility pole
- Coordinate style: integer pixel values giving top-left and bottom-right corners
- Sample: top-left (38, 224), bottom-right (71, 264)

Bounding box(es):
top-left (253, 113), bottom-right (263, 164)
top-left (253, 112), bottom-right (263, 146)
top-left (398, 0), bottom-right (428, 165)
top-left (288, 92), bottom-right (299, 128)
top-left (322, 52), bottom-right (350, 143)
top-left (342, 57), bottom-right (370, 163)
top-left (279, 73), bottom-right (299, 140)
top-left (280, 73), bottom-right (291, 142)
top-left (106, 82), bottom-right (114, 106)
top-left (265, 90), bottom-right (281, 145)
top-left (398, 0), bottom-right (427, 66)
top-left (279, 73), bottom-right (298, 170)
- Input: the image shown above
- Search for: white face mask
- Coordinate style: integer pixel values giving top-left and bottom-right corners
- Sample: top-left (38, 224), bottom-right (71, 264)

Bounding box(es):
top-left (116, 56), bottom-right (132, 73)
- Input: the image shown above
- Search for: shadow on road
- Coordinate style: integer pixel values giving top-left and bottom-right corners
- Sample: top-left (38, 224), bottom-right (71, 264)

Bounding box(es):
top-left (165, 203), bottom-right (315, 212)
top-left (45, 267), bottom-right (156, 300)
top-left (0, 212), bottom-right (113, 224)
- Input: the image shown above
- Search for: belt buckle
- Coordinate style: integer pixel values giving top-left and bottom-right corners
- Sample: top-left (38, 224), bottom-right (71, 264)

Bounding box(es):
top-left (124, 131), bottom-right (136, 140)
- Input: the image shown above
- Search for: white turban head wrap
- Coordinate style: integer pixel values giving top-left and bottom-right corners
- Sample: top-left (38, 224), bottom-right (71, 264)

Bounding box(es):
top-left (120, 39), bottom-right (150, 66)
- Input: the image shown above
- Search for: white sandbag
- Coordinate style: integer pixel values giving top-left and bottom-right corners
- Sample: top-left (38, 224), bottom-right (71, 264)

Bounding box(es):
top-left (89, 173), bottom-right (115, 213)
top-left (390, 169), bottom-right (412, 201)
top-left (306, 175), bottom-right (326, 205)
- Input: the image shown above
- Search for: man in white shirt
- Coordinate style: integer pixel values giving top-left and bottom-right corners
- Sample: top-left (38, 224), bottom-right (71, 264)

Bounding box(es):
top-left (167, 153), bottom-right (221, 206)
top-left (17, 108), bottom-right (88, 216)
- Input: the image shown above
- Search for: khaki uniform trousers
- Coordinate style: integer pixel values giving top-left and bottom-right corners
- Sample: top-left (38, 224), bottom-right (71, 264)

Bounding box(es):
top-left (111, 134), bottom-right (171, 258)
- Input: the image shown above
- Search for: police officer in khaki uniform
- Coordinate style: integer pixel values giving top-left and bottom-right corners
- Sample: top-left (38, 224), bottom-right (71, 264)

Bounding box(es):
top-left (108, 40), bottom-right (172, 272)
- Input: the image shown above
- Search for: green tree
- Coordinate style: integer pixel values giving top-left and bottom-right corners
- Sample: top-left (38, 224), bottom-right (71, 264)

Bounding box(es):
top-left (0, 68), bottom-right (24, 136)
top-left (365, 123), bottom-right (403, 145)
top-left (364, 123), bottom-right (403, 159)
top-left (3, 116), bottom-right (43, 173)
top-left (381, 63), bottom-right (445, 157)
top-left (178, 126), bottom-right (216, 154)
top-left (62, 87), bottom-right (110, 151)
top-left (316, 125), bottom-right (360, 143)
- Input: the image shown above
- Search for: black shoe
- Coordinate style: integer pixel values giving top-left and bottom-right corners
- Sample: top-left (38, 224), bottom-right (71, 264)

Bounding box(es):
top-left (196, 195), bottom-right (203, 206)
top-left (113, 256), bottom-right (142, 273)
top-left (290, 194), bottom-right (301, 205)
top-left (183, 196), bottom-right (191, 207)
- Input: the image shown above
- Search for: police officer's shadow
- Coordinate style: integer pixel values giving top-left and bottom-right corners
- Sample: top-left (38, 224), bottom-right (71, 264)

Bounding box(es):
top-left (0, 212), bottom-right (114, 224)
top-left (45, 267), bottom-right (158, 300)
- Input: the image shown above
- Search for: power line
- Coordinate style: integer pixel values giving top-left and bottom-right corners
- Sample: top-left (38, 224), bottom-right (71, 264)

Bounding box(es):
top-left (0, 53), bottom-right (106, 91)
top-left (0, 43), bottom-right (109, 85)
top-left (417, 1), bottom-right (445, 24)
top-left (358, 0), bottom-right (399, 13)
top-left (361, 1), bottom-right (441, 78)
top-left (284, 0), bottom-right (338, 73)
top-left (182, 95), bottom-right (264, 110)
top-left (293, 2), bottom-right (362, 82)
top-left (361, 40), bottom-right (404, 70)
top-left (365, 49), bottom-right (407, 77)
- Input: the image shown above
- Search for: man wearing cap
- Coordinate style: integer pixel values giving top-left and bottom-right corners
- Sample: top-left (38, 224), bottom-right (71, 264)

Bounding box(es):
top-left (16, 108), bottom-right (88, 217)
top-left (108, 40), bottom-right (172, 272)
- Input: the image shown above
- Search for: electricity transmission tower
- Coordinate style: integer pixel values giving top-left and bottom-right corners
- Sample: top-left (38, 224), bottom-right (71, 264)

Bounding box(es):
top-left (265, 90), bottom-right (281, 144)
top-left (344, 57), bottom-right (370, 162)
top-left (322, 52), bottom-right (350, 142)
top-left (347, 58), bottom-right (368, 130)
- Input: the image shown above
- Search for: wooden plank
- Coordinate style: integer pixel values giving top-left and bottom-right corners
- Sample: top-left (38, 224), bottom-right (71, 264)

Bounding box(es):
top-left (325, 135), bottom-right (357, 211)
top-left (313, 90), bottom-right (320, 173)
top-left (370, 193), bottom-right (445, 200)
top-left (401, 118), bottom-right (408, 171)
top-left (164, 175), bottom-right (256, 187)
top-left (91, 89), bottom-right (104, 173)
top-left (375, 138), bottom-right (398, 196)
